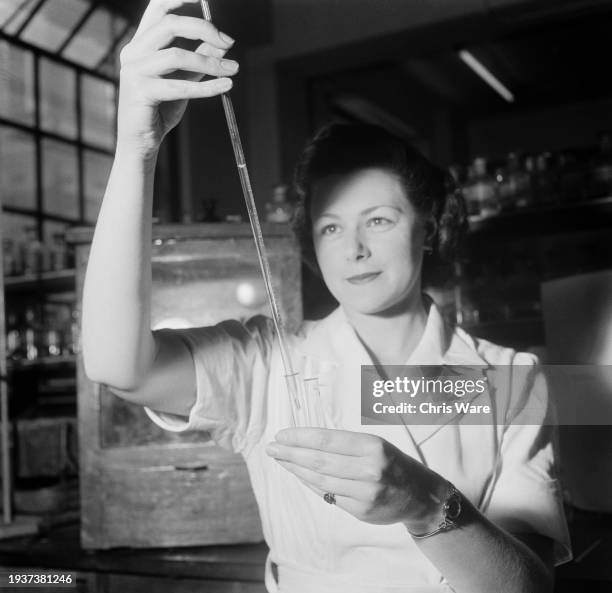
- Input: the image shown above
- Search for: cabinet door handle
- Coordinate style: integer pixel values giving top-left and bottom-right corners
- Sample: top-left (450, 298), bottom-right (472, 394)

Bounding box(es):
top-left (173, 463), bottom-right (209, 472)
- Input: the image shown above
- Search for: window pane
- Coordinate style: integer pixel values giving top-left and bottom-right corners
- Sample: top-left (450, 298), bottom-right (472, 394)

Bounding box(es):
top-left (40, 57), bottom-right (77, 138)
top-left (42, 138), bottom-right (79, 219)
top-left (20, 0), bottom-right (91, 53)
top-left (62, 7), bottom-right (114, 68)
top-left (0, 41), bottom-right (35, 125)
top-left (81, 75), bottom-right (115, 149)
top-left (83, 150), bottom-right (111, 223)
top-left (0, 0), bottom-right (28, 27)
top-left (3, 0), bottom-right (39, 35)
top-left (97, 24), bottom-right (133, 78)
top-left (0, 126), bottom-right (36, 210)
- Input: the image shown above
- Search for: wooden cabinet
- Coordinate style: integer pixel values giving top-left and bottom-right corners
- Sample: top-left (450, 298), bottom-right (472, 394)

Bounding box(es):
top-left (68, 224), bottom-right (301, 549)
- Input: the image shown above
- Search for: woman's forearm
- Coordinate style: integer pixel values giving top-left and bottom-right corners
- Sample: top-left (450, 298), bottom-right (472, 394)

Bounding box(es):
top-left (81, 1), bottom-right (236, 393)
top-left (81, 144), bottom-right (158, 391)
top-left (407, 497), bottom-right (553, 593)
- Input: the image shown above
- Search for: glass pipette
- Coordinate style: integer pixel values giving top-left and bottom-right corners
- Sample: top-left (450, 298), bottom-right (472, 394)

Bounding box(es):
top-left (200, 0), bottom-right (302, 425)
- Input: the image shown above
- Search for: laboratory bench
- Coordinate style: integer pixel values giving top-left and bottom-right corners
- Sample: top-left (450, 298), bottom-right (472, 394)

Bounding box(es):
top-left (0, 522), bottom-right (268, 592)
top-left (1, 508), bottom-right (612, 592)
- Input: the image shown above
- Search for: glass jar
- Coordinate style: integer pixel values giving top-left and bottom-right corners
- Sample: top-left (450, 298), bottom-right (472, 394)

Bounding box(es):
top-left (265, 185), bottom-right (293, 223)
top-left (463, 158), bottom-right (499, 218)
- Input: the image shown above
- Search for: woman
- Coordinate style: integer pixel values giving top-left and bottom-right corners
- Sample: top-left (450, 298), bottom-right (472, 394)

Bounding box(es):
top-left (82, 1), bottom-right (570, 591)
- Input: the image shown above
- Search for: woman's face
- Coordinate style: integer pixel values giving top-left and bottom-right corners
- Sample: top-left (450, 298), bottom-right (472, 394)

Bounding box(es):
top-left (311, 168), bottom-right (427, 316)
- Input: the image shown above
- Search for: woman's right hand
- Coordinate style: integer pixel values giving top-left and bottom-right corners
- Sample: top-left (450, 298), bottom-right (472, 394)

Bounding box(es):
top-left (117, 0), bottom-right (238, 157)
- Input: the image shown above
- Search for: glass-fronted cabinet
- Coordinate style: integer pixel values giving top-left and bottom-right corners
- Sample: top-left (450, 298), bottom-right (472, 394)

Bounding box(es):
top-left (68, 223), bottom-right (302, 549)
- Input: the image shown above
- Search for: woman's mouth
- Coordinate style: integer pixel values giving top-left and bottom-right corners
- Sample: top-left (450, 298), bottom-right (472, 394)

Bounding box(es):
top-left (346, 272), bottom-right (381, 284)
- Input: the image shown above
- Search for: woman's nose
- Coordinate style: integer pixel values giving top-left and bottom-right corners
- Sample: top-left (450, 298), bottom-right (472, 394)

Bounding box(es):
top-left (345, 229), bottom-right (370, 261)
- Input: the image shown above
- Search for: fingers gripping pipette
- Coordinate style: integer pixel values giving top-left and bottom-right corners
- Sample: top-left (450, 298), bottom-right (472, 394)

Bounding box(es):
top-left (200, 0), bottom-right (302, 425)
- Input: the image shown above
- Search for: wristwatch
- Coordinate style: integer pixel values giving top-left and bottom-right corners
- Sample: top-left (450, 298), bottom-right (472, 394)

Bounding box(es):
top-left (408, 482), bottom-right (462, 540)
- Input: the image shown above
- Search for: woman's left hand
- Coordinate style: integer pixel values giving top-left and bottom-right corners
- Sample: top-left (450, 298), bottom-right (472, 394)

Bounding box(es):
top-left (266, 427), bottom-right (448, 529)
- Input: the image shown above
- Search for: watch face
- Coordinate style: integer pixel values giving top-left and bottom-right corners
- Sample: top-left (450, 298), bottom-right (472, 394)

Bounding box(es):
top-left (445, 493), bottom-right (462, 521)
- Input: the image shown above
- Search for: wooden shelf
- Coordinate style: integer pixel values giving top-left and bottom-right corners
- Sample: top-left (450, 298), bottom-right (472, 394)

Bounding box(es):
top-left (66, 222), bottom-right (295, 246)
top-left (4, 269), bottom-right (76, 293)
top-left (8, 354), bottom-right (77, 372)
top-left (468, 196), bottom-right (612, 238)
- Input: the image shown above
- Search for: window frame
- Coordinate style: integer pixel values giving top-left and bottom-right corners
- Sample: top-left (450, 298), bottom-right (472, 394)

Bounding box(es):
top-left (0, 18), bottom-right (124, 244)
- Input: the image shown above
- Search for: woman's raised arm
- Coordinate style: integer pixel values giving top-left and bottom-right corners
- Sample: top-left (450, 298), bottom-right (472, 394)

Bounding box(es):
top-left (82, 0), bottom-right (238, 415)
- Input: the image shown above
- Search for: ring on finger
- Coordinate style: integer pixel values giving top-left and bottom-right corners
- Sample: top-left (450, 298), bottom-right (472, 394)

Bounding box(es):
top-left (323, 492), bottom-right (336, 505)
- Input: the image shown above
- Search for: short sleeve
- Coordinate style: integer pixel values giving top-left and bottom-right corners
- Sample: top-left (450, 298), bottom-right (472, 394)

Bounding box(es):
top-left (144, 315), bottom-right (275, 454)
top-left (482, 354), bottom-right (572, 566)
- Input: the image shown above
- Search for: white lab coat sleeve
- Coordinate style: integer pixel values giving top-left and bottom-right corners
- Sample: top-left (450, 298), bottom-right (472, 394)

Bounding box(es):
top-left (144, 315), bottom-right (275, 453)
top-left (482, 353), bottom-right (572, 566)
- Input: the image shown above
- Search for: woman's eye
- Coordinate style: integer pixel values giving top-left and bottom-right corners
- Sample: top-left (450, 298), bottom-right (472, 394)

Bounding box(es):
top-left (320, 224), bottom-right (338, 235)
top-left (367, 216), bottom-right (391, 227)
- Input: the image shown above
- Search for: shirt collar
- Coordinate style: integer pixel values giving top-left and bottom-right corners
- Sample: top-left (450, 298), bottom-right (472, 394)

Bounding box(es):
top-left (297, 296), bottom-right (489, 369)
top-left (295, 298), bottom-right (491, 446)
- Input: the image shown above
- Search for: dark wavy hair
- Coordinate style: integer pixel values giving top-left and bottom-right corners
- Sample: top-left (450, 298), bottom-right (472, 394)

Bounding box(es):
top-left (291, 122), bottom-right (467, 286)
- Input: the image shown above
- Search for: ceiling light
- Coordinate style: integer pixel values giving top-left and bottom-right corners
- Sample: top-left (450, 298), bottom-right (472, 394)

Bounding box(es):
top-left (458, 49), bottom-right (515, 103)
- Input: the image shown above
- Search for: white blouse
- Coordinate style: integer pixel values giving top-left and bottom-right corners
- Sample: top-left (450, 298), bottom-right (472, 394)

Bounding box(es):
top-left (145, 300), bottom-right (571, 593)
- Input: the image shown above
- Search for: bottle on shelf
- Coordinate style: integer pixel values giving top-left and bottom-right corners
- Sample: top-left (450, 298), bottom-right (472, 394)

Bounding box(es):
top-left (2, 238), bottom-right (18, 276)
top-left (505, 152), bottom-right (532, 209)
top-left (524, 155), bottom-right (537, 206)
top-left (6, 310), bottom-right (23, 360)
top-left (20, 226), bottom-right (47, 275)
top-left (494, 166), bottom-right (510, 211)
top-left (23, 306), bottom-right (39, 361)
top-left (42, 305), bottom-right (63, 357)
top-left (60, 306), bottom-right (80, 356)
top-left (462, 157), bottom-right (499, 219)
top-left (48, 233), bottom-right (68, 272)
top-left (590, 131), bottom-right (612, 199)
top-left (265, 184), bottom-right (293, 223)
top-left (534, 152), bottom-right (556, 205)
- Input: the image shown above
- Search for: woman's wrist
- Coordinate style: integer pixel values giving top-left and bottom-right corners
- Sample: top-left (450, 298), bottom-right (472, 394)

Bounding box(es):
top-left (115, 138), bottom-right (160, 168)
top-left (402, 475), bottom-right (453, 534)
